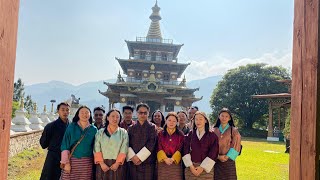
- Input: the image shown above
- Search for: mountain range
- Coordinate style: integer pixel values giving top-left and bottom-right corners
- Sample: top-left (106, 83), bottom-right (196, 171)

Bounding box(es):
top-left (24, 75), bottom-right (222, 114)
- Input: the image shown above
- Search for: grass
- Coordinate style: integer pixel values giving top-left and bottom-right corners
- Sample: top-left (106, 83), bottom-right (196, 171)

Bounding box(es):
top-left (8, 147), bottom-right (46, 180)
top-left (7, 138), bottom-right (289, 180)
top-left (237, 137), bottom-right (289, 180)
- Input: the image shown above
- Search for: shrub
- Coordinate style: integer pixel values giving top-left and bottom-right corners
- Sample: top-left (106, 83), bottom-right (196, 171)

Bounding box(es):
top-left (282, 110), bottom-right (290, 139)
top-left (239, 128), bottom-right (268, 138)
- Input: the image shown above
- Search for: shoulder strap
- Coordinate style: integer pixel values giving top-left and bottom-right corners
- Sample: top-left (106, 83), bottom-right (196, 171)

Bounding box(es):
top-left (69, 127), bottom-right (90, 157)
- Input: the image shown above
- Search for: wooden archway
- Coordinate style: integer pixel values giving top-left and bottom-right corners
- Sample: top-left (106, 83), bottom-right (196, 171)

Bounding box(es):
top-left (0, 0), bottom-right (319, 179)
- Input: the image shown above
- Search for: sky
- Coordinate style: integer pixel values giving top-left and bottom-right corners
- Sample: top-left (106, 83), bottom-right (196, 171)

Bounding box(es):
top-left (15, 0), bottom-right (294, 85)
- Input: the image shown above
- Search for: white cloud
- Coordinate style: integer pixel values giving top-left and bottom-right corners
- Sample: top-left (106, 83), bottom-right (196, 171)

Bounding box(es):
top-left (183, 51), bottom-right (292, 81)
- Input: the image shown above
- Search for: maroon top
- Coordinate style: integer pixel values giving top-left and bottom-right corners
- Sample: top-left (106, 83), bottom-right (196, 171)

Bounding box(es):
top-left (128, 120), bottom-right (157, 164)
top-left (158, 129), bottom-right (184, 157)
top-left (183, 130), bottom-right (219, 163)
top-left (120, 120), bottom-right (135, 130)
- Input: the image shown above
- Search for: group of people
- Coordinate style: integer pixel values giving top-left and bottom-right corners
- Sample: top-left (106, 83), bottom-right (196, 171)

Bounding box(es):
top-left (39, 102), bottom-right (241, 180)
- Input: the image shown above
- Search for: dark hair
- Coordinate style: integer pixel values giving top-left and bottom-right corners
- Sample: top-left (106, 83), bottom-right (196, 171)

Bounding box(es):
top-left (136, 103), bottom-right (150, 112)
top-left (151, 110), bottom-right (165, 127)
top-left (163, 112), bottom-right (180, 135)
top-left (104, 108), bottom-right (122, 137)
top-left (177, 111), bottom-right (188, 118)
top-left (213, 107), bottom-right (235, 128)
top-left (188, 106), bottom-right (198, 120)
top-left (93, 106), bottom-right (105, 113)
top-left (190, 106), bottom-right (199, 111)
top-left (57, 102), bottom-right (70, 110)
top-left (122, 105), bottom-right (134, 113)
top-left (192, 111), bottom-right (210, 133)
top-left (72, 106), bottom-right (93, 124)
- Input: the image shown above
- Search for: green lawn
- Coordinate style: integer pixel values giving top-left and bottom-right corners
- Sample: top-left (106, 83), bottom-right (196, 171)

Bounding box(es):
top-left (237, 137), bottom-right (289, 180)
top-left (8, 138), bottom-right (289, 180)
top-left (8, 147), bottom-right (46, 180)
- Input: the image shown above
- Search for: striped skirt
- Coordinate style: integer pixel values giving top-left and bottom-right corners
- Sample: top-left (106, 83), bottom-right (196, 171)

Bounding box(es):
top-left (128, 162), bottom-right (155, 180)
top-left (214, 159), bottom-right (237, 180)
top-left (184, 162), bottom-right (213, 180)
top-left (60, 157), bottom-right (93, 180)
top-left (96, 159), bottom-right (126, 180)
top-left (157, 162), bottom-right (182, 180)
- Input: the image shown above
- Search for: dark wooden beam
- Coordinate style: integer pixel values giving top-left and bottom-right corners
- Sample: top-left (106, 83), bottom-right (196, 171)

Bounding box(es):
top-left (0, 0), bottom-right (20, 178)
top-left (290, 0), bottom-right (320, 179)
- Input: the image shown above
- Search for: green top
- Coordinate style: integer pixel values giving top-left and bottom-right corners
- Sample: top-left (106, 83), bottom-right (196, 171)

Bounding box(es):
top-left (61, 122), bottom-right (97, 158)
top-left (94, 127), bottom-right (128, 160)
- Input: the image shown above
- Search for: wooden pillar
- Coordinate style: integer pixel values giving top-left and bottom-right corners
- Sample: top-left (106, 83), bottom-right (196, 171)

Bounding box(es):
top-left (267, 101), bottom-right (273, 137)
top-left (0, 0), bottom-right (20, 178)
top-left (290, 0), bottom-right (320, 179)
top-left (278, 107), bottom-right (281, 130)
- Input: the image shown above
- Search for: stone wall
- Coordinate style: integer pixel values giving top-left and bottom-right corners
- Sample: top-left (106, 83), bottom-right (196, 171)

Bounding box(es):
top-left (9, 130), bottom-right (43, 157)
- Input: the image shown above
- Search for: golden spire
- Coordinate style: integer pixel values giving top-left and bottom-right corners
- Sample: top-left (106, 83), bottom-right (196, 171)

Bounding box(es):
top-left (20, 97), bottom-right (24, 109)
top-left (147, 1), bottom-right (162, 41)
top-left (149, 64), bottom-right (156, 82)
top-left (150, 64), bottom-right (155, 70)
top-left (34, 103), bottom-right (37, 112)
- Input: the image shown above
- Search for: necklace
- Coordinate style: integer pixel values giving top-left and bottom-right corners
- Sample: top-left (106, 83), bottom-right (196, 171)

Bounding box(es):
top-left (167, 128), bottom-right (175, 141)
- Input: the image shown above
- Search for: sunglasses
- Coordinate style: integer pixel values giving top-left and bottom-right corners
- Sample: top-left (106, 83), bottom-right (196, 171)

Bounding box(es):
top-left (94, 114), bottom-right (103, 117)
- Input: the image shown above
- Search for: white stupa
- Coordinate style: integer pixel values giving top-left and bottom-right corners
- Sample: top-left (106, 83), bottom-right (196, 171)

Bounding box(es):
top-left (48, 102), bottom-right (56, 121)
top-left (10, 122), bottom-right (15, 135)
top-left (11, 98), bottom-right (32, 132)
top-left (40, 105), bottom-right (51, 127)
top-left (29, 103), bottom-right (44, 130)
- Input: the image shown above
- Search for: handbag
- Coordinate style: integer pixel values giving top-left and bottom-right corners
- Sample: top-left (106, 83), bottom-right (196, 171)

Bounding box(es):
top-left (60, 128), bottom-right (90, 169)
top-left (230, 127), bottom-right (242, 155)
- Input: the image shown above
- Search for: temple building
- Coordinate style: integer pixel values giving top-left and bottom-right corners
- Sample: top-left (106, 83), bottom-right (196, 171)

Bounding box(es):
top-left (99, 2), bottom-right (202, 115)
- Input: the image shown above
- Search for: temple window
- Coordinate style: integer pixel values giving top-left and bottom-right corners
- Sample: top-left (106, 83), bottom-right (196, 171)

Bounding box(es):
top-left (161, 52), bottom-right (167, 61)
top-left (127, 100), bottom-right (136, 106)
top-left (165, 103), bottom-right (174, 112)
top-left (163, 73), bottom-right (170, 81)
top-left (140, 51), bottom-right (146, 60)
top-left (136, 71), bottom-right (142, 80)
top-left (151, 52), bottom-right (156, 61)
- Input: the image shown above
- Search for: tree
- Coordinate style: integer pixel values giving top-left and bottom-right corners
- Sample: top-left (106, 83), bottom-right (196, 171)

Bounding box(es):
top-left (11, 101), bottom-right (19, 118)
top-left (13, 78), bottom-right (25, 101)
top-left (282, 110), bottom-right (291, 139)
top-left (24, 95), bottom-right (34, 114)
top-left (12, 78), bottom-right (34, 117)
top-left (210, 63), bottom-right (290, 129)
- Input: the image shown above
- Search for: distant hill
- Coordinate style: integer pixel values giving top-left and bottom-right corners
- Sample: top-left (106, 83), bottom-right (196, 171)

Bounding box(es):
top-left (24, 79), bottom-right (116, 112)
top-left (25, 75), bottom-right (222, 113)
top-left (187, 75), bottom-right (223, 113)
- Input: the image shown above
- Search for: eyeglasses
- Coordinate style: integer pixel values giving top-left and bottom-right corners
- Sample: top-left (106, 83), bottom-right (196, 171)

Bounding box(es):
top-left (94, 114), bottom-right (103, 117)
top-left (138, 111), bottom-right (148, 115)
